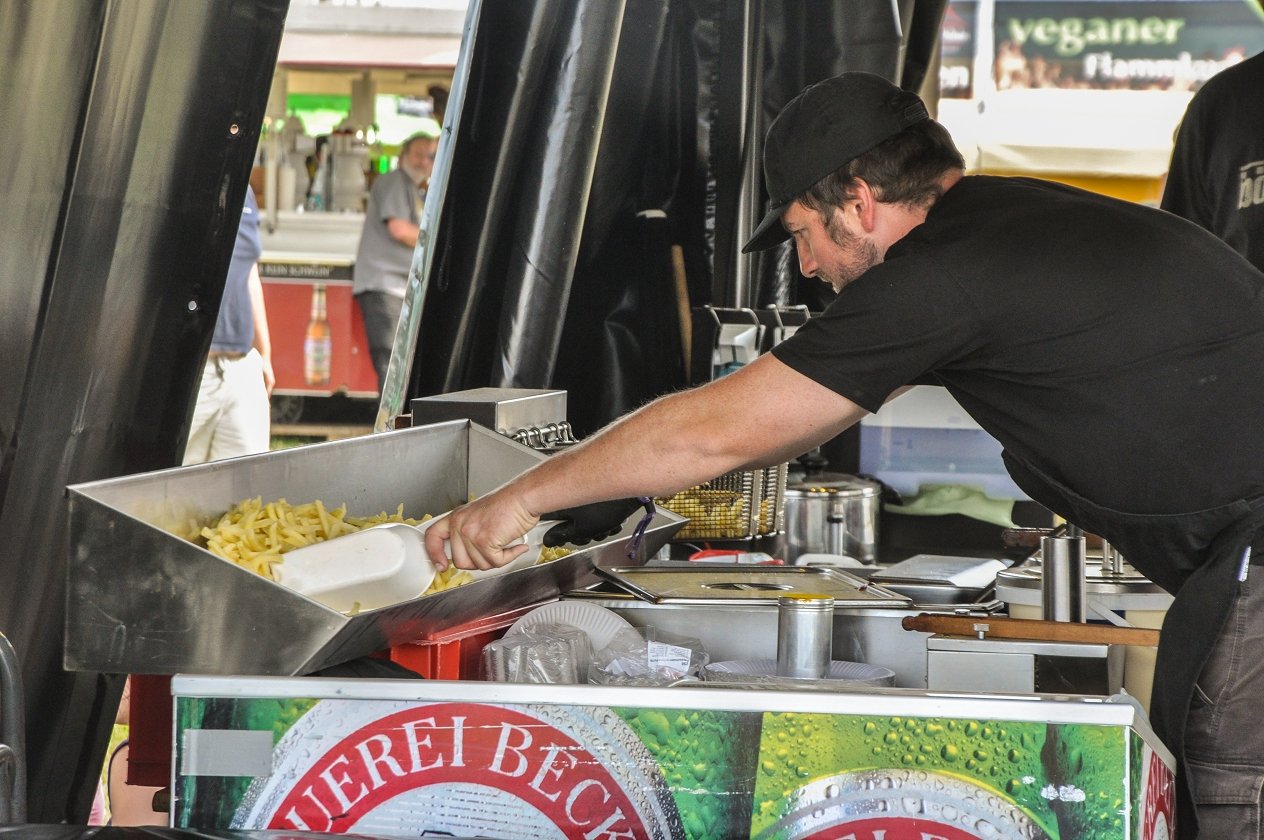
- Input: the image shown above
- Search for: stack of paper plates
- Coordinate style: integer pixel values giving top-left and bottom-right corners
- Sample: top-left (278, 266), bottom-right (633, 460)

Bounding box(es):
top-left (704, 659), bottom-right (895, 686)
top-left (505, 600), bottom-right (635, 651)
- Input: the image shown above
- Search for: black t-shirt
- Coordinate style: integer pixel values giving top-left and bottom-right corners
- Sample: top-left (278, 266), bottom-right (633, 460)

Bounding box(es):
top-left (1162, 52), bottom-right (1264, 273)
top-left (772, 175), bottom-right (1264, 515)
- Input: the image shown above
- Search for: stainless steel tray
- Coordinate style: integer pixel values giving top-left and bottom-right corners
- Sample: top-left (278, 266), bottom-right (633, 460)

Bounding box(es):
top-left (869, 554), bottom-right (1006, 589)
top-left (66, 420), bottom-right (685, 676)
top-left (876, 581), bottom-right (996, 606)
top-left (595, 565), bottom-right (911, 607)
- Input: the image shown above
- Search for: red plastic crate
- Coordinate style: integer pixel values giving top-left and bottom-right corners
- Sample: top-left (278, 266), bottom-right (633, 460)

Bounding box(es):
top-left (126, 603), bottom-right (556, 786)
top-left (127, 674), bottom-right (174, 787)
top-left (390, 600), bottom-right (555, 680)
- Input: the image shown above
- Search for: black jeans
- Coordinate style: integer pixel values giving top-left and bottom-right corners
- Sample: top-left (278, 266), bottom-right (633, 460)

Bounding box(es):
top-left (1185, 568), bottom-right (1264, 838)
top-left (356, 290), bottom-right (405, 391)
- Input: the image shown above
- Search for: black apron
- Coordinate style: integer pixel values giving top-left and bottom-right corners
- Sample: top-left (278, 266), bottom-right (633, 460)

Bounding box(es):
top-left (1004, 453), bottom-right (1264, 840)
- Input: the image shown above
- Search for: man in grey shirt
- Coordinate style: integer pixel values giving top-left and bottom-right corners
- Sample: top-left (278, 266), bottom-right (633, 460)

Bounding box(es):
top-left (353, 131), bottom-right (437, 389)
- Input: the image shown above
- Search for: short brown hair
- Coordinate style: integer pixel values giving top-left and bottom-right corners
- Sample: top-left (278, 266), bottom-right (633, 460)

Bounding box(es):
top-left (798, 120), bottom-right (965, 221)
top-left (399, 132), bottom-right (437, 158)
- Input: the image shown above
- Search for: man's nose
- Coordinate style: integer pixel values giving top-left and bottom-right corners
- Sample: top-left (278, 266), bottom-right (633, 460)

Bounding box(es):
top-left (796, 241), bottom-right (817, 278)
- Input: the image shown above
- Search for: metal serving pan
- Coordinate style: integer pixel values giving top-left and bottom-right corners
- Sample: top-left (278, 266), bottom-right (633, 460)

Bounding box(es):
top-left (595, 565), bottom-right (911, 607)
top-left (66, 420), bottom-right (684, 676)
top-left (868, 554), bottom-right (1008, 605)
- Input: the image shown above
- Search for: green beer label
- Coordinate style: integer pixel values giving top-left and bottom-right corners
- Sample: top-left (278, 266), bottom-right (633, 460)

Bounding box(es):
top-left (174, 694), bottom-right (1171, 839)
top-left (616, 707), bottom-right (761, 838)
top-left (752, 712), bottom-right (1059, 838)
top-left (1043, 722), bottom-right (1127, 838)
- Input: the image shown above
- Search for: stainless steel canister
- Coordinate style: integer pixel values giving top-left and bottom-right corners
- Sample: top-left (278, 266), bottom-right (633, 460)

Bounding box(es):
top-left (1040, 534), bottom-right (1087, 622)
top-left (776, 594), bottom-right (835, 678)
top-left (782, 475), bottom-right (880, 563)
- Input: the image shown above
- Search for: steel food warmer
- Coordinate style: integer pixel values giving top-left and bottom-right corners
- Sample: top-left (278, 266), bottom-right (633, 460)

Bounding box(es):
top-left (64, 419), bottom-right (685, 677)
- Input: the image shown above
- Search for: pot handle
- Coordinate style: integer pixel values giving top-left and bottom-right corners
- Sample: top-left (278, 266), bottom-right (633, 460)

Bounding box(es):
top-left (826, 513), bottom-right (846, 555)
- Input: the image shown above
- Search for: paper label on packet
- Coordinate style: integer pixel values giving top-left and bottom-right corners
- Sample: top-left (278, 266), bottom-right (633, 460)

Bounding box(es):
top-left (647, 641), bottom-right (692, 675)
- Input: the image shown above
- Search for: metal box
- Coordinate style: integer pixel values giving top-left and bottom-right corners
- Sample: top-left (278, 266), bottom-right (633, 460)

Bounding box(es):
top-left (927, 635), bottom-right (1124, 696)
top-left (410, 387), bottom-right (566, 436)
top-left (66, 420), bottom-right (683, 677)
top-left (410, 388), bottom-right (575, 451)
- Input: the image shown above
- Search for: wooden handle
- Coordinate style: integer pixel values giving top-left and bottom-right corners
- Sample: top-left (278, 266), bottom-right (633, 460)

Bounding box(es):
top-left (671, 245), bottom-right (691, 380)
top-left (901, 612), bottom-right (1160, 647)
top-left (1000, 527), bottom-right (1057, 550)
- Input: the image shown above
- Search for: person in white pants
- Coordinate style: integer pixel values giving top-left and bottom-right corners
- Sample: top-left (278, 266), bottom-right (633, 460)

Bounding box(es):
top-left (183, 185), bottom-right (274, 465)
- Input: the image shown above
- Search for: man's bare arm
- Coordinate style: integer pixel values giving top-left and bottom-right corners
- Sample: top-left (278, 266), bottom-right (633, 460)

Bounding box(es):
top-left (387, 217), bottom-right (420, 248)
top-left (426, 353), bottom-right (868, 570)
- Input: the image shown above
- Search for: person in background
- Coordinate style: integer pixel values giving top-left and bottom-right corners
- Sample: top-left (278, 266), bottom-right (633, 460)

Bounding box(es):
top-left (426, 72), bottom-right (1264, 839)
top-left (304, 133), bottom-right (330, 211)
top-left (1162, 50), bottom-right (1264, 271)
top-left (103, 677), bottom-right (163, 826)
top-left (183, 185), bottom-right (274, 464)
top-left (353, 130), bottom-right (438, 390)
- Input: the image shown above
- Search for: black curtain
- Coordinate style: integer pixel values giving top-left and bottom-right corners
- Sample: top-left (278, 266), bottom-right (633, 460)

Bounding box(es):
top-left (408, 0), bottom-right (950, 438)
top-left (750, 0), bottom-right (950, 310)
top-left (552, 0), bottom-right (697, 433)
top-left (410, 0), bottom-right (628, 402)
top-left (0, 0), bottom-right (284, 820)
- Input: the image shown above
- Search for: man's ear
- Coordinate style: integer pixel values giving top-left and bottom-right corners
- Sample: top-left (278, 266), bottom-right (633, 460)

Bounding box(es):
top-left (852, 178), bottom-right (879, 233)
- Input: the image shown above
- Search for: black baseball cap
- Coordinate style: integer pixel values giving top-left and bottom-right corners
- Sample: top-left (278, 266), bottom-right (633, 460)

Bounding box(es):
top-left (742, 72), bottom-right (930, 253)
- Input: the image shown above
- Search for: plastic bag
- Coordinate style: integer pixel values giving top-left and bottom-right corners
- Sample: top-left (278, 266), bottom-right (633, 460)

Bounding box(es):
top-left (588, 625), bottom-right (709, 686)
top-left (480, 623), bottom-right (593, 684)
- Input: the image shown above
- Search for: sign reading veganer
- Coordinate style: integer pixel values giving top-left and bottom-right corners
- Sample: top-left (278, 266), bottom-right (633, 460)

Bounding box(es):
top-left (993, 0), bottom-right (1264, 90)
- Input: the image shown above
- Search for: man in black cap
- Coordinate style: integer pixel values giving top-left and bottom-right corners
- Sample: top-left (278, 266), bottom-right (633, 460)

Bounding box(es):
top-left (427, 72), bottom-right (1264, 839)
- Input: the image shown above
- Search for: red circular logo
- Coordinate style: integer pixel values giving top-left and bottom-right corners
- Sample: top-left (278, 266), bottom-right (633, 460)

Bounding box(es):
top-left (799, 817), bottom-right (983, 839)
top-left (1142, 749), bottom-right (1174, 840)
top-left (268, 703), bottom-right (655, 838)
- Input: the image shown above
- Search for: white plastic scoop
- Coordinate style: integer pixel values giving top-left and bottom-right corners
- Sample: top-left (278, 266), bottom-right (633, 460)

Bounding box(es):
top-left (275, 513), bottom-right (559, 613)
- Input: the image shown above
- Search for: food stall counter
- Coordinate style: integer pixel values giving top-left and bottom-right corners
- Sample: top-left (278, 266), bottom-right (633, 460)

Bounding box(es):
top-left (170, 675), bottom-right (1176, 839)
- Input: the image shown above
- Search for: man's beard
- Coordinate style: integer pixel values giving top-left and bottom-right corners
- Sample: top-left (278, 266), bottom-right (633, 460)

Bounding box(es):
top-left (820, 216), bottom-right (880, 292)
top-left (400, 160), bottom-right (428, 186)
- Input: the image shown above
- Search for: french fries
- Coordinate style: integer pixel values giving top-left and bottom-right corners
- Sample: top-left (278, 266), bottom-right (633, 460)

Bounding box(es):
top-left (198, 497), bottom-right (427, 581)
top-left (658, 486), bottom-right (778, 538)
top-left (198, 497), bottom-right (570, 598)
top-left (658, 488), bottom-right (750, 539)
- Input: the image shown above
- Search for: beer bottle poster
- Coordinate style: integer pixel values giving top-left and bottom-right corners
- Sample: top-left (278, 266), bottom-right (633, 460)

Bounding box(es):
top-left (173, 695), bottom-right (1174, 839)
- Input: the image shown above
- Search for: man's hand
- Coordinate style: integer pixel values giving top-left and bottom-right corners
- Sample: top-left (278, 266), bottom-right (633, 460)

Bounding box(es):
top-left (423, 492), bottom-right (539, 572)
top-left (260, 354), bottom-right (276, 397)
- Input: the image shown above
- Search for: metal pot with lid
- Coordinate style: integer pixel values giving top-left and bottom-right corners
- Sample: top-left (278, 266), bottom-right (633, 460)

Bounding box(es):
top-left (783, 474), bottom-right (881, 564)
